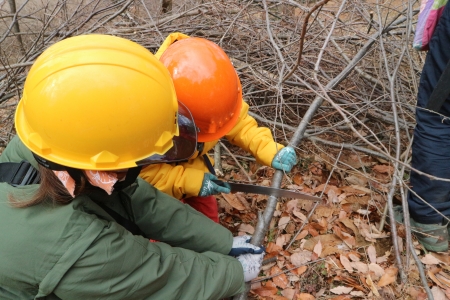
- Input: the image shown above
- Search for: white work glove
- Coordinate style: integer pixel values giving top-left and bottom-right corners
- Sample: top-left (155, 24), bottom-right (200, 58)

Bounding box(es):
top-left (228, 235), bottom-right (265, 256)
top-left (237, 252), bottom-right (265, 282)
top-left (271, 146), bottom-right (297, 172)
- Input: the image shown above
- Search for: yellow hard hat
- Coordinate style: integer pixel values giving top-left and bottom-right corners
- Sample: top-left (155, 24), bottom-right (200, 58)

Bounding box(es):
top-left (15, 34), bottom-right (197, 170)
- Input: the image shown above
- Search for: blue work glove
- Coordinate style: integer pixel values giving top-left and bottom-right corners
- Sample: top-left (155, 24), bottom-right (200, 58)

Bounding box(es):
top-left (271, 146), bottom-right (297, 172)
top-left (229, 235), bottom-right (265, 256)
top-left (198, 173), bottom-right (231, 197)
top-left (236, 252), bottom-right (265, 282)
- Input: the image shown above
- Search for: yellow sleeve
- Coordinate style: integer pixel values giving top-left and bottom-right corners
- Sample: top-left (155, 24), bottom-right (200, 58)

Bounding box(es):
top-left (139, 162), bottom-right (205, 199)
top-left (225, 102), bottom-right (285, 167)
top-left (154, 32), bottom-right (190, 59)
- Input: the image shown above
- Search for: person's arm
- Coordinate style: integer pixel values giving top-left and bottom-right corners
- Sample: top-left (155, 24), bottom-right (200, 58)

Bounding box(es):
top-left (130, 178), bottom-right (233, 253)
top-left (225, 102), bottom-right (285, 167)
top-left (50, 222), bottom-right (245, 299)
top-left (140, 163), bottom-right (204, 199)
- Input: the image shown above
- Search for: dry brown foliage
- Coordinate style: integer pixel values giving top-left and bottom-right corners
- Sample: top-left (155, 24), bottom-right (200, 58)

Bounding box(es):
top-left (2, 0), bottom-right (446, 299)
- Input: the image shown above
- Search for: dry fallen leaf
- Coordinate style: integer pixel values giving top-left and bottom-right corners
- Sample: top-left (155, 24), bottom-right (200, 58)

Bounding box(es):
top-left (238, 223), bottom-right (255, 235)
top-left (278, 216), bottom-right (291, 231)
top-left (297, 293), bottom-right (315, 300)
top-left (369, 263), bottom-right (385, 279)
top-left (330, 286), bottom-right (353, 295)
top-left (340, 255), bottom-right (353, 273)
top-left (348, 253), bottom-right (360, 262)
top-left (377, 266), bottom-right (398, 287)
top-left (429, 271), bottom-right (447, 289)
top-left (285, 199), bottom-right (299, 213)
top-left (276, 235), bottom-right (286, 248)
top-left (365, 274), bottom-right (380, 297)
top-left (350, 261), bottom-right (368, 273)
top-left (266, 242), bottom-right (282, 253)
top-left (313, 240), bottom-right (323, 258)
top-left (372, 164), bottom-right (394, 175)
top-left (292, 210), bottom-right (308, 222)
top-left (406, 286), bottom-right (428, 300)
top-left (367, 245), bottom-right (377, 264)
top-left (269, 295), bottom-right (289, 300)
top-left (436, 272), bottom-right (450, 288)
top-left (281, 288), bottom-right (296, 300)
top-left (270, 266), bottom-right (288, 289)
top-left (431, 286), bottom-right (448, 300)
top-left (290, 251), bottom-right (312, 267)
top-left (252, 286), bottom-right (278, 297)
top-left (345, 175), bottom-right (368, 186)
top-left (422, 253), bottom-right (443, 265)
top-left (222, 193), bottom-right (246, 210)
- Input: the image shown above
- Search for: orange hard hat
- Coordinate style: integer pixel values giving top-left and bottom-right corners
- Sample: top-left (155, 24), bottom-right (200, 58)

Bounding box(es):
top-left (159, 37), bottom-right (242, 142)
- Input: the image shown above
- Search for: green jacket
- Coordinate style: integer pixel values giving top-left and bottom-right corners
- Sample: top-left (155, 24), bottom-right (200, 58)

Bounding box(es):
top-left (0, 136), bottom-right (245, 299)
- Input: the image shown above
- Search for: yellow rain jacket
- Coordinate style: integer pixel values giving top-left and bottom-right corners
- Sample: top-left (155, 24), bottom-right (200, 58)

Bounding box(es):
top-left (140, 33), bottom-right (285, 199)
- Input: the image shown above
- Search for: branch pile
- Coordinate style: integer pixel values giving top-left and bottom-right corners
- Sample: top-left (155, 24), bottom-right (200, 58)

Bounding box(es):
top-left (2, 0), bottom-right (443, 299)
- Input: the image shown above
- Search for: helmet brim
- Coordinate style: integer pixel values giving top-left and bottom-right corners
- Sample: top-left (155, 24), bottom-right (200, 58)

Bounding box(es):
top-left (136, 102), bottom-right (198, 165)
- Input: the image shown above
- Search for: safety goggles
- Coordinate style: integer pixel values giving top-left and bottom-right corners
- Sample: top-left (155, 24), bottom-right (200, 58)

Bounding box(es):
top-left (136, 101), bottom-right (198, 165)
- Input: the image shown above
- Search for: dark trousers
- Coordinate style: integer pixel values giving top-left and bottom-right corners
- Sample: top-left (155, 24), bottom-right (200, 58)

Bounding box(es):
top-left (408, 0), bottom-right (450, 224)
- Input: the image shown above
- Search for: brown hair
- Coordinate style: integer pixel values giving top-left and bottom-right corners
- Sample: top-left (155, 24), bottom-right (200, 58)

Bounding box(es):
top-left (9, 165), bottom-right (87, 208)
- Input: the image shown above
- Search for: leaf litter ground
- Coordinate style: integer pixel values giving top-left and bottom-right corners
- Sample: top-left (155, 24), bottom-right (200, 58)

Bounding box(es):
top-left (217, 146), bottom-right (450, 300)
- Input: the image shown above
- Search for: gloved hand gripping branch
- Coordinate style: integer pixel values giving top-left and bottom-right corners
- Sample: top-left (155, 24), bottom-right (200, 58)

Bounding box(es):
top-left (271, 146), bottom-right (297, 172)
top-left (198, 173), bottom-right (231, 197)
top-left (237, 252), bottom-right (265, 282)
top-left (229, 235), bottom-right (265, 282)
top-left (228, 235), bottom-right (265, 256)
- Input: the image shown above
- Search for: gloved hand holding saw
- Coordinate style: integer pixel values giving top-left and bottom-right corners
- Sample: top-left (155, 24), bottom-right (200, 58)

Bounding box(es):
top-left (198, 173), bottom-right (231, 196)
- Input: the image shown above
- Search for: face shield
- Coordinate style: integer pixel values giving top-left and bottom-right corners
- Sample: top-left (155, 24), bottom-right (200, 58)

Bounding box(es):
top-left (136, 102), bottom-right (198, 165)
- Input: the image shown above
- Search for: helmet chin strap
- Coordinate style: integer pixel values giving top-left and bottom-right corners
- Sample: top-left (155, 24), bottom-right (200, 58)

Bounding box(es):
top-left (112, 166), bottom-right (142, 191)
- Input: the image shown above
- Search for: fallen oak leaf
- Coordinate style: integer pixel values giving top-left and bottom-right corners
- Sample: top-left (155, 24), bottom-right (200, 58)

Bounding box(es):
top-left (350, 261), bottom-right (368, 273)
top-left (367, 245), bottom-right (377, 263)
top-left (436, 272), bottom-right (450, 288)
top-left (269, 296), bottom-right (289, 300)
top-left (276, 235), bottom-right (286, 248)
top-left (221, 193), bottom-right (246, 211)
top-left (368, 263), bottom-right (385, 280)
top-left (377, 266), bottom-right (398, 287)
top-left (372, 164), bottom-right (394, 175)
top-left (330, 296), bottom-right (352, 300)
top-left (238, 223), bottom-right (255, 235)
top-left (251, 286), bottom-right (278, 297)
top-left (270, 266), bottom-right (288, 289)
top-left (313, 240), bottom-right (323, 258)
top-left (281, 288), bottom-right (296, 299)
top-left (429, 270), bottom-right (447, 289)
top-left (285, 199), bottom-right (299, 213)
top-left (278, 216), bottom-right (291, 231)
top-left (330, 286), bottom-right (353, 295)
top-left (290, 251), bottom-right (312, 267)
top-left (297, 293), bottom-right (315, 300)
top-left (348, 253), bottom-right (360, 262)
top-left (431, 286), bottom-right (448, 300)
top-left (340, 255), bottom-right (353, 273)
top-left (421, 253), bottom-right (443, 265)
top-left (365, 274), bottom-right (380, 297)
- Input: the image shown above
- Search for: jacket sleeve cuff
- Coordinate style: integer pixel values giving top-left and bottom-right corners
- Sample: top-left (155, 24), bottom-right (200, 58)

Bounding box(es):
top-left (182, 168), bottom-right (207, 197)
top-left (256, 143), bottom-right (285, 166)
